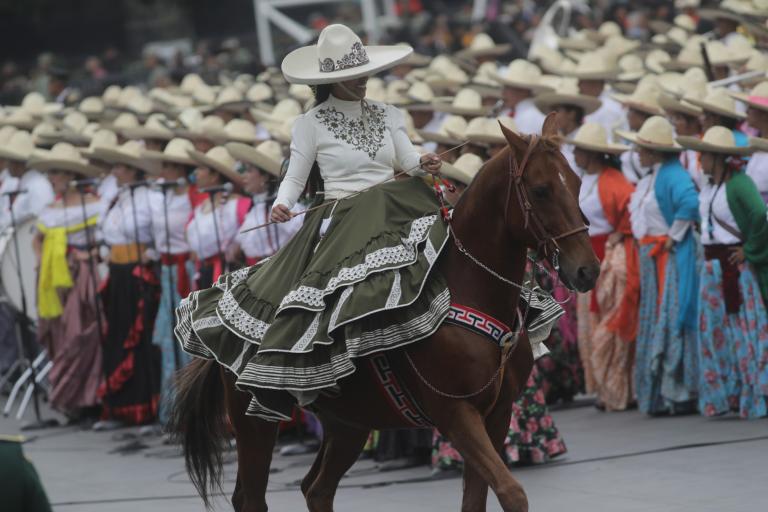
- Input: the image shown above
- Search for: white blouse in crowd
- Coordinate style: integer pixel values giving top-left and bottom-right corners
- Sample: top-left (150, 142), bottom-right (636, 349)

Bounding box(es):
top-left (148, 186), bottom-right (192, 255)
top-left (274, 95), bottom-right (423, 209)
top-left (239, 193), bottom-right (302, 260)
top-left (579, 173), bottom-right (613, 236)
top-left (585, 91), bottom-right (625, 143)
top-left (97, 174), bottom-right (119, 219)
top-left (680, 149), bottom-right (704, 191)
top-left (101, 185), bottom-right (154, 246)
top-left (502, 98), bottom-right (545, 136)
top-left (620, 149), bottom-right (646, 184)
top-left (186, 197), bottom-right (243, 260)
top-left (745, 151), bottom-right (768, 200)
top-left (629, 163), bottom-right (691, 241)
top-left (561, 129), bottom-right (578, 177)
top-left (0, 170), bottom-right (54, 230)
top-left (37, 200), bottom-right (102, 247)
top-left (699, 180), bottom-right (741, 246)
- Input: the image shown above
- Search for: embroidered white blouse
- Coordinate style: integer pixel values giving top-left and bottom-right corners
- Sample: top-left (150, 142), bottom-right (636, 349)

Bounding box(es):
top-left (274, 95), bottom-right (423, 209)
top-left (585, 91), bottom-right (625, 142)
top-left (37, 200), bottom-right (102, 247)
top-left (745, 151), bottom-right (768, 200)
top-left (239, 193), bottom-right (303, 260)
top-left (101, 186), bottom-right (155, 246)
top-left (148, 186), bottom-right (193, 255)
top-left (186, 197), bottom-right (245, 260)
top-left (680, 149), bottom-right (704, 191)
top-left (0, 170), bottom-right (55, 230)
top-left (579, 173), bottom-right (613, 236)
top-left (699, 180), bottom-right (741, 245)
top-left (501, 98), bottom-right (545, 136)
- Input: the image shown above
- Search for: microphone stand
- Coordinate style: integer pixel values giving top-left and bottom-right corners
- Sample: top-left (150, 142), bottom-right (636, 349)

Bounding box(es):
top-left (6, 190), bottom-right (55, 429)
top-left (74, 182), bottom-right (112, 419)
top-left (160, 183), bottom-right (183, 371)
top-left (206, 189), bottom-right (227, 278)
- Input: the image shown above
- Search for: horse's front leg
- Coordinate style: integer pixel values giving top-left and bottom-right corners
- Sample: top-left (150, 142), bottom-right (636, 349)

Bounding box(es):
top-left (222, 370), bottom-right (279, 512)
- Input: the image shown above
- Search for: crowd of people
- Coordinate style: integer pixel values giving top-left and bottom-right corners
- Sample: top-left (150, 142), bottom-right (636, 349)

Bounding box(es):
top-left (1, 0), bottom-right (768, 479)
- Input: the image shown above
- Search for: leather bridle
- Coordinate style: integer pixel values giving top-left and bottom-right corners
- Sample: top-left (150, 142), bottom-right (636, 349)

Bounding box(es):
top-left (504, 135), bottom-right (589, 269)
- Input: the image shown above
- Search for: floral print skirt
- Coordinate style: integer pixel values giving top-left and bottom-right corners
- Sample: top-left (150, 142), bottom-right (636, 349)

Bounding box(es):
top-left (697, 259), bottom-right (768, 419)
top-left (431, 365), bottom-right (567, 470)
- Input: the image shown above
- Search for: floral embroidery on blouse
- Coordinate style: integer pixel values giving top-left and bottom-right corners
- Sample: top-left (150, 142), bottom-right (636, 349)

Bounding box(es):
top-left (315, 104), bottom-right (386, 159)
top-left (319, 42), bottom-right (370, 72)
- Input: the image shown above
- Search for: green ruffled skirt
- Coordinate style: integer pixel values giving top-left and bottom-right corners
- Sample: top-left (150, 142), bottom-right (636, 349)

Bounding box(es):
top-left (175, 178), bottom-right (451, 420)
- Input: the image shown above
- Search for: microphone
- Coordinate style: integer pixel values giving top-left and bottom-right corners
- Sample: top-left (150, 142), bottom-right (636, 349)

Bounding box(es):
top-left (199, 183), bottom-right (234, 194)
top-left (1, 189), bottom-right (27, 196)
top-left (71, 177), bottom-right (101, 189)
top-left (153, 177), bottom-right (187, 190)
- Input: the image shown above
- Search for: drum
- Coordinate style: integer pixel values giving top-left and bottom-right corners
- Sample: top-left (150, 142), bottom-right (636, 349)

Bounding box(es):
top-left (0, 220), bottom-right (39, 321)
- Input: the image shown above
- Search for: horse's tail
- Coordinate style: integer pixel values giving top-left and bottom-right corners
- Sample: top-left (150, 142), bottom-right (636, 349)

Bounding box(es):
top-left (168, 358), bottom-right (227, 508)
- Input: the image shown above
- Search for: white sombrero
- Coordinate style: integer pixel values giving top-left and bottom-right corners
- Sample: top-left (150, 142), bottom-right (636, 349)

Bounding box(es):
top-left (455, 33), bottom-right (511, 59)
top-left (188, 146), bottom-right (243, 186)
top-left (677, 125), bottom-right (754, 156)
top-left (686, 88), bottom-right (746, 120)
top-left (29, 142), bottom-right (101, 177)
top-left (730, 80), bottom-right (768, 112)
top-left (95, 140), bottom-right (160, 174)
top-left (491, 59), bottom-right (552, 92)
top-left (417, 115), bottom-right (467, 146)
top-left (122, 114), bottom-right (174, 141)
top-left (226, 140), bottom-right (284, 177)
top-left (143, 137), bottom-right (197, 167)
top-left (281, 24), bottom-right (412, 85)
top-left (80, 129), bottom-right (119, 159)
top-left (433, 88), bottom-right (490, 117)
top-left (439, 153), bottom-right (484, 186)
top-left (463, 116), bottom-right (517, 145)
top-left (570, 123), bottom-right (629, 155)
top-left (534, 81), bottom-right (602, 115)
top-left (615, 116), bottom-right (683, 152)
top-left (0, 130), bottom-right (36, 162)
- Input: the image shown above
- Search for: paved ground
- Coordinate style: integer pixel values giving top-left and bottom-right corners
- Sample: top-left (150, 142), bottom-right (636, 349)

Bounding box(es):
top-left (1, 401), bottom-right (767, 512)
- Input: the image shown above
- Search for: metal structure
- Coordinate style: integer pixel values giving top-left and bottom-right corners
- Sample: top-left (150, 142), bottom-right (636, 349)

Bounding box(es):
top-left (253, 0), bottom-right (385, 66)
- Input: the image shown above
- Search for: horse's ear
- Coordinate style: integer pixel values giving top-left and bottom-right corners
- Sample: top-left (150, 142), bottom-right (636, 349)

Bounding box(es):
top-left (499, 120), bottom-right (528, 153)
top-left (541, 111), bottom-right (559, 138)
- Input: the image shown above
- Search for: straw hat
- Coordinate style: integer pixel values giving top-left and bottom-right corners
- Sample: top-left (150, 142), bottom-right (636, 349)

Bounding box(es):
top-left (730, 80), bottom-right (768, 112)
top-left (203, 86), bottom-right (252, 113)
top-left (658, 90), bottom-right (705, 117)
top-left (584, 21), bottom-right (623, 43)
top-left (402, 110), bottom-right (424, 143)
top-left (288, 84), bottom-right (314, 103)
top-left (266, 116), bottom-right (299, 144)
top-left (226, 140), bottom-right (284, 177)
top-left (456, 33), bottom-right (511, 59)
top-left (706, 40), bottom-right (751, 67)
top-left (425, 56), bottom-right (470, 90)
top-left (433, 88), bottom-right (489, 117)
top-left (102, 112), bottom-right (139, 133)
top-left (533, 81), bottom-right (602, 115)
top-left (463, 116), bottom-right (517, 145)
top-left (0, 130), bottom-right (36, 162)
top-left (101, 85), bottom-right (122, 107)
top-left (78, 97), bottom-right (105, 120)
top-left (221, 118), bottom-right (259, 144)
top-left (0, 125), bottom-right (17, 145)
top-left (188, 146), bottom-right (242, 185)
top-left (396, 81), bottom-right (438, 111)
top-left (80, 129), bottom-right (119, 159)
top-left (616, 54), bottom-right (645, 82)
top-left (558, 34), bottom-right (598, 52)
top-left (282, 24), bottom-right (412, 85)
top-left (19, 92), bottom-right (62, 118)
top-left (122, 114), bottom-right (174, 141)
top-left (180, 73), bottom-right (207, 95)
top-left (677, 125), bottom-right (754, 155)
top-left (29, 142), bottom-right (101, 176)
top-left (491, 59), bottom-right (552, 92)
top-left (661, 36), bottom-right (708, 70)
top-left (94, 140), bottom-right (160, 174)
top-left (177, 115), bottom-right (226, 141)
top-left (613, 86), bottom-right (662, 116)
top-left (417, 115), bottom-right (467, 146)
top-left (246, 83), bottom-right (273, 103)
top-left (571, 123), bottom-right (629, 155)
top-left (365, 77), bottom-right (387, 102)
top-left (250, 98), bottom-right (303, 124)
top-left (615, 116), bottom-right (683, 152)
top-left (385, 80), bottom-right (410, 104)
top-left (0, 109), bottom-right (37, 130)
top-left (568, 52), bottom-right (619, 81)
top-left (144, 137), bottom-right (197, 166)
top-left (600, 35), bottom-right (641, 60)
top-left (440, 153), bottom-right (484, 186)
top-left (686, 88), bottom-right (746, 120)
top-left (645, 50), bottom-right (673, 74)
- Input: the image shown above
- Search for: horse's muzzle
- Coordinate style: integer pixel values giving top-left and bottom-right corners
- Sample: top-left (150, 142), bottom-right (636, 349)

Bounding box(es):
top-left (572, 263), bottom-right (600, 292)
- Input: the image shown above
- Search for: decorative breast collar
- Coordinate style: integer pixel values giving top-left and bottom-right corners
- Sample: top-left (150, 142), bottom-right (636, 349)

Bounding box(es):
top-left (443, 303), bottom-right (520, 348)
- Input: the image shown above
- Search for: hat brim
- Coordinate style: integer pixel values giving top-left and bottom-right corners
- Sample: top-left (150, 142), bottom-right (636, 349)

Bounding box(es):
top-left (676, 135), bottom-right (754, 155)
top-left (570, 139), bottom-right (629, 155)
top-left (533, 92), bottom-right (601, 115)
top-left (143, 148), bottom-right (197, 166)
top-left (226, 142), bottom-right (283, 177)
top-left (438, 162), bottom-right (476, 186)
top-left (0, 147), bottom-right (33, 161)
top-left (415, 130), bottom-right (463, 146)
top-left (658, 94), bottom-right (703, 117)
top-left (281, 45), bottom-right (413, 85)
top-left (93, 147), bottom-right (160, 174)
top-left (730, 91), bottom-right (768, 112)
top-left (122, 126), bottom-right (174, 141)
top-left (569, 69), bottom-right (620, 81)
top-left (432, 102), bottom-right (490, 117)
top-left (188, 149), bottom-right (243, 186)
top-left (29, 157), bottom-right (101, 177)
top-left (611, 94), bottom-right (663, 116)
top-left (614, 129), bottom-right (683, 152)
top-left (749, 136), bottom-right (768, 152)
top-left (490, 72), bottom-right (553, 92)
top-left (685, 97), bottom-right (746, 120)
top-left (698, 9), bottom-right (750, 23)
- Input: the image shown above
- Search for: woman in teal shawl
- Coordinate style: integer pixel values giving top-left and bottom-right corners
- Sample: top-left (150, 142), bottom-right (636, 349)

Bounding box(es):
top-left (679, 127), bottom-right (768, 419)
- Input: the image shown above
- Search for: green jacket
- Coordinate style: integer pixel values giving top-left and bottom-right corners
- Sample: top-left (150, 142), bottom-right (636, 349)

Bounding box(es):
top-left (0, 436), bottom-right (52, 512)
top-left (726, 171), bottom-right (768, 303)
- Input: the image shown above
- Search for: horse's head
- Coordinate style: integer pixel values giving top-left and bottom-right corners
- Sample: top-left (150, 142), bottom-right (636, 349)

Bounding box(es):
top-left (497, 113), bottom-right (600, 292)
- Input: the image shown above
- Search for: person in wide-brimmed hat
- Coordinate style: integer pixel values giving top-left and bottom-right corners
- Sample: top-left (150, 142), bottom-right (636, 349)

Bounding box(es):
top-left (687, 88), bottom-right (749, 146)
top-left (568, 52), bottom-right (626, 142)
top-left (0, 130), bottom-right (55, 231)
top-left (29, 142), bottom-right (104, 420)
top-left (227, 140), bottom-right (303, 267)
top-left (417, 114), bottom-right (467, 163)
top-left (678, 125), bottom-right (768, 419)
top-left (733, 81), bottom-right (768, 200)
top-left (174, 23), bottom-right (453, 432)
top-left (186, 145), bottom-right (251, 289)
top-left (568, 122), bottom-right (637, 411)
top-left (620, 115), bottom-right (700, 417)
top-left (491, 59), bottom-right (553, 135)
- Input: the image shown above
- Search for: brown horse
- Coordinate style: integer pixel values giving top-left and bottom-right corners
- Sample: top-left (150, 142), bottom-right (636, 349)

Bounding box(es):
top-left (170, 113), bottom-right (599, 512)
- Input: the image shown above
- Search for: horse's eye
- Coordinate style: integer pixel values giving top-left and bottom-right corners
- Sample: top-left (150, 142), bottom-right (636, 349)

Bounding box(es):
top-left (530, 185), bottom-right (550, 200)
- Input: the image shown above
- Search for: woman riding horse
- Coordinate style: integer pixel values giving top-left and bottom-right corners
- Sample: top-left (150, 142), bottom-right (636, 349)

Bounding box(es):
top-left (172, 24), bottom-right (600, 512)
